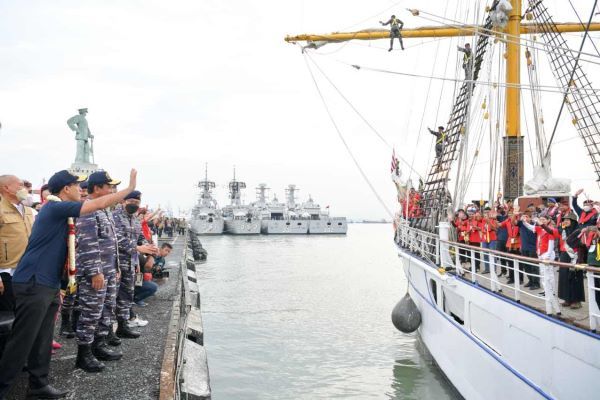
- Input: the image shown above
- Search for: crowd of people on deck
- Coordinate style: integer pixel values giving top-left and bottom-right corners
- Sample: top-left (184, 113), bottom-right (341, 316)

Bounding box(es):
top-left (443, 190), bottom-right (600, 317)
top-left (0, 169), bottom-right (186, 399)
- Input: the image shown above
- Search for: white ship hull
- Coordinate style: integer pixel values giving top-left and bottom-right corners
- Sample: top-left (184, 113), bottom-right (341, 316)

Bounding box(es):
top-left (307, 218), bottom-right (347, 234)
top-left (224, 219), bottom-right (261, 235)
top-left (397, 245), bottom-right (600, 400)
top-left (260, 220), bottom-right (309, 234)
top-left (190, 219), bottom-right (224, 235)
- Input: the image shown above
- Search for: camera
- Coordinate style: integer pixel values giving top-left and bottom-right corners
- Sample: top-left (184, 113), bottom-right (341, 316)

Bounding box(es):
top-left (152, 268), bottom-right (169, 279)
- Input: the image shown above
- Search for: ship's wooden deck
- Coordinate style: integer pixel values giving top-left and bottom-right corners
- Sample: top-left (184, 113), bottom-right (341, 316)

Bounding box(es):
top-left (460, 269), bottom-right (593, 331)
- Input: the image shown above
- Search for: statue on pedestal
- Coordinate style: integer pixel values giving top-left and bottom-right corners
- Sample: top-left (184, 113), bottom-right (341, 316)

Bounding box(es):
top-left (67, 108), bottom-right (98, 176)
top-left (67, 108), bottom-right (94, 164)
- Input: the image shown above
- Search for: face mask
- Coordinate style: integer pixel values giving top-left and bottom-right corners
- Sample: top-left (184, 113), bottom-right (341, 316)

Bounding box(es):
top-left (16, 188), bottom-right (29, 201)
top-left (125, 204), bottom-right (139, 215)
top-left (584, 205), bottom-right (592, 212)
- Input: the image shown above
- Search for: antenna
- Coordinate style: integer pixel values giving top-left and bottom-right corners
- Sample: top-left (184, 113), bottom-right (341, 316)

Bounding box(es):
top-left (205, 162), bottom-right (208, 181)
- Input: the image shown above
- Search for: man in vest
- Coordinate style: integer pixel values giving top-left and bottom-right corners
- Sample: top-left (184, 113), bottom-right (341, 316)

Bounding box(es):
top-left (380, 15), bottom-right (405, 51)
top-left (521, 215), bottom-right (561, 316)
top-left (0, 175), bottom-right (34, 357)
top-left (428, 126), bottom-right (447, 170)
top-left (572, 188), bottom-right (597, 227)
top-left (457, 43), bottom-right (473, 80)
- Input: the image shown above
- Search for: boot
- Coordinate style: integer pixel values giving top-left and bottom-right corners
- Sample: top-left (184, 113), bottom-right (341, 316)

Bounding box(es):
top-left (59, 312), bottom-right (75, 339)
top-left (116, 319), bottom-right (140, 339)
top-left (75, 344), bottom-right (105, 372)
top-left (92, 337), bottom-right (122, 361)
top-left (26, 384), bottom-right (68, 399)
top-left (107, 328), bottom-right (122, 346)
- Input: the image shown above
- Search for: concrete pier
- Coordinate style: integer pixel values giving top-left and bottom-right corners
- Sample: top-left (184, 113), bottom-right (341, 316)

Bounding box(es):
top-left (6, 232), bottom-right (210, 399)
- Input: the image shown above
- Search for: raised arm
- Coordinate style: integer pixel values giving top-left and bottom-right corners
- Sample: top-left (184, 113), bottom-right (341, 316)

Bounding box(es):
top-left (380, 18), bottom-right (391, 26)
top-left (572, 190), bottom-right (583, 217)
top-left (519, 217), bottom-right (535, 232)
top-left (80, 169), bottom-right (137, 215)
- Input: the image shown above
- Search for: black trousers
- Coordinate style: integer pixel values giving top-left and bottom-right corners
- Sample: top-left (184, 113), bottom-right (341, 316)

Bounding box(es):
top-left (0, 273), bottom-right (16, 358)
top-left (0, 280), bottom-right (59, 396)
top-left (521, 249), bottom-right (540, 285)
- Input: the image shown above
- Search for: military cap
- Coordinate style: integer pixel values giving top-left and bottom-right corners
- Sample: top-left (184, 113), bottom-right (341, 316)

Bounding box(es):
top-left (88, 171), bottom-right (121, 187)
top-left (124, 190), bottom-right (141, 200)
top-left (80, 180), bottom-right (88, 190)
top-left (78, 108), bottom-right (88, 113)
top-left (547, 198), bottom-right (557, 204)
top-left (48, 170), bottom-right (86, 193)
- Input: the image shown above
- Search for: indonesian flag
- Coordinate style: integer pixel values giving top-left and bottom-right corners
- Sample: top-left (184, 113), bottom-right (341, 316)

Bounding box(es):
top-left (391, 148), bottom-right (399, 174)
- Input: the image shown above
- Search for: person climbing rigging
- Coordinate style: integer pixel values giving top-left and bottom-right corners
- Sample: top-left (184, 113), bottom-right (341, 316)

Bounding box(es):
top-left (428, 126), bottom-right (447, 170)
top-left (380, 15), bottom-right (405, 52)
top-left (457, 43), bottom-right (473, 80)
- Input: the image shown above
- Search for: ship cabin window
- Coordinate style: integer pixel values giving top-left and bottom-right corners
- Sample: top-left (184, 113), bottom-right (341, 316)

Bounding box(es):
top-left (208, 217), bottom-right (213, 223)
top-left (271, 212), bottom-right (284, 220)
top-left (429, 279), bottom-right (438, 304)
top-left (442, 288), bottom-right (465, 325)
top-left (337, 223), bottom-right (342, 226)
top-left (327, 222), bottom-right (332, 226)
top-left (311, 214), bottom-right (319, 220)
top-left (286, 222), bottom-right (291, 226)
top-left (297, 222), bottom-right (302, 226)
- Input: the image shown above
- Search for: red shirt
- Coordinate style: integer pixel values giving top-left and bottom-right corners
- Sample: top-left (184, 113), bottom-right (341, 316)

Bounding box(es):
top-left (535, 225), bottom-right (559, 256)
top-left (469, 218), bottom-right (483, 243)
top-left (479, 218), bottom-right (497, 243)
top-left (454, 218), bottom-right (470, 243)
top-left (500, 218), bottom-right (520, 250)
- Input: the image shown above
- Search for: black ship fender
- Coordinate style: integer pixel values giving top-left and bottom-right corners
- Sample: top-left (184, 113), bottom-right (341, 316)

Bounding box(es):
top-left (391, 293), bottom-right (421, 333)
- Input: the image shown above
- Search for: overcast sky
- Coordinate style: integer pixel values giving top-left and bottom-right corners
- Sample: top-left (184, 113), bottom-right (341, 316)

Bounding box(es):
top-left (1, 0), bottom-right (599, 219)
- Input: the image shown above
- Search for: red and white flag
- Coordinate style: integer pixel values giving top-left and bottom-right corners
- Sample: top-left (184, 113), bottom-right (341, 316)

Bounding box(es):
top-left (391, 148), bottom-right (399, 173)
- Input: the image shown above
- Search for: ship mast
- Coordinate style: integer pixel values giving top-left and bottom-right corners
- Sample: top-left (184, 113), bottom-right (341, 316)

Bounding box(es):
top-left (504, 0), bottom-right (523, 199)
top-left (285, 1), bottom-right (600, 200)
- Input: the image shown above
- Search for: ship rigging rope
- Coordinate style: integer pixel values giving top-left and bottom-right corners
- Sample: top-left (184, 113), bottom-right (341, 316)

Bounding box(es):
top-left (343, 63), bottom-right (600, 95)
top-left (421, 0), bottom-right (453, 181)
top-left (567, 0), bottom-right (600, 59)
top-left (303, 51), bottom-right (424, 181)
top-left (544, 0), bottom-right (598, 159)
top-left (410, 10), bottom-right (600, 65)
top-left (410, 8), bottom-right (600, 67)
top-left (302, 54), bottom-right (394, 218)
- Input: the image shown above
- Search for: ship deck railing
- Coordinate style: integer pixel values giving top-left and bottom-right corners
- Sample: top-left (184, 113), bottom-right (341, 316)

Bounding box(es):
top-left (394, 222), bottom-right (600, 333)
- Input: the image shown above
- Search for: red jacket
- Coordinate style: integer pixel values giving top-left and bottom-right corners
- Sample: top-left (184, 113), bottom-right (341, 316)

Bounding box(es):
top-left (500, 218), bottom-right (520, 250)
top-left (479, 218), bottom-right (497, 243)
top-left (535, 225), bottom-right (559, 256)
top-left (469, 218), bottom-right (483, 243)
top-left (454, 218), bottom-right (470, 243)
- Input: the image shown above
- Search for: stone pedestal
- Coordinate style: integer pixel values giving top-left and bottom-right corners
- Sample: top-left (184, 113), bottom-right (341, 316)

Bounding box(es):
top-left (69, 162), bottom-right (99, 177)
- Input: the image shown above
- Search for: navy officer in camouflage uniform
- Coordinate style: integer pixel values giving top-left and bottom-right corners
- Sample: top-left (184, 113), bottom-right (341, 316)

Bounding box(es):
top-left (75, 171), bottom-right (123, 372)
top-left (113, 190), bottom-right (157, 338)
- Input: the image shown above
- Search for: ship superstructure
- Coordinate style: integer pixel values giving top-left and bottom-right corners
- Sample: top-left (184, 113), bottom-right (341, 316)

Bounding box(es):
top-left (222, 169), bottom-right (260, 234)
top-left (190, 165), bottom-right (224, 235)
top-left (297, 195), bottom-right (347, 234)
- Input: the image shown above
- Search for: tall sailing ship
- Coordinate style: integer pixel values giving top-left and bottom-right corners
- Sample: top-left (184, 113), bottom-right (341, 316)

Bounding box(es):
top-left (287, 1), bottom-right (600, 398)
top-left (190, 165), bottom-right (224, 235)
